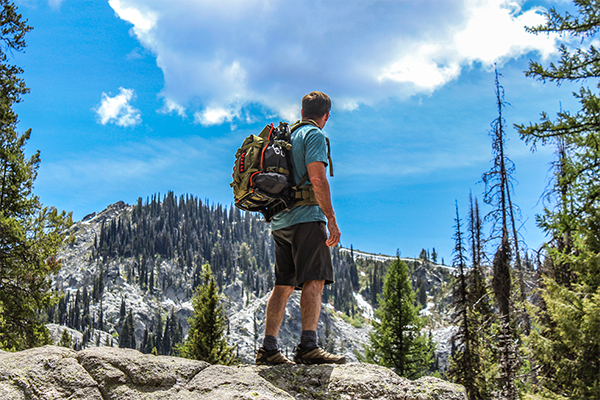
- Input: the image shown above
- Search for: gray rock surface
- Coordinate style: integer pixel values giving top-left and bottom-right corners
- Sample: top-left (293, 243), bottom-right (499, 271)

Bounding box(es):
top-left (0, 345), bottom-right (466, 400)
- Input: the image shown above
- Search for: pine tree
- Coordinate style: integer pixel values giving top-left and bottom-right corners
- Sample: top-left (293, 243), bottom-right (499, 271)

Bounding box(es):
top-left (180, 263), bottom-right (236, 365)
top-left (348, 252), bottom-right (359, 291)
top-left (142, 327), bottom-right (155, 355)
top-left (97, 300), bottom-right (104, 331)
top-left (366, 254), bottom-right (434, 379)
top-left (169, 308), bottom-right (182, 355)
top-left (57, 292), bottom-right (69, 326)
top-left (416, 276), bottom-right (427, 309)
top-left (119, 309), bottom-right (136, 350)
top-left (516, 3), bottom-right (600, 397)
top-left (447, 202), bottom-right (490, 400)
top-left (467, 194), bottom-right (491, 318)
top-left (153, 311), bottom-right (164, 355)
top-left (162, 312), bottom-right (172, 355)
top-left (81, 287), bottom-right (91, 331)
top-left (141, 328), bottom-right (149, 354)
top-left (466, 194), bottom-right (495, 394)
top-left (0, 0), bottom-right (72, 351)
top-left (162, 309), bottom-right (182, 356)
top-left (119, 297), bottom-right (126, 325)
top-left (58, 329), bottom-right (72, 349)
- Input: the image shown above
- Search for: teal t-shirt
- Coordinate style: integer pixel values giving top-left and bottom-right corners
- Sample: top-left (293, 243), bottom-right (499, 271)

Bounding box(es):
top-left (270, 123), bottom-right (329, 231)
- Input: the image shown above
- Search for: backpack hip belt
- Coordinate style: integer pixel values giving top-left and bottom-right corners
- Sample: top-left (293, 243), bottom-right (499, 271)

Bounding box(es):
top-left (293, 185), bottom-right (318, 207)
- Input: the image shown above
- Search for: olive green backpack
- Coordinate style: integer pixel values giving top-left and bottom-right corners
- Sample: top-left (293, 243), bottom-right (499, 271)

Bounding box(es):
top-left (230, 120), bottom-right (332, 222)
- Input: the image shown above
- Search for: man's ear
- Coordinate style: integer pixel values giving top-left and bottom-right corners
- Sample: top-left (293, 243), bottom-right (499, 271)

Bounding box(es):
top-left (301, 109), bottom-right (304, 118)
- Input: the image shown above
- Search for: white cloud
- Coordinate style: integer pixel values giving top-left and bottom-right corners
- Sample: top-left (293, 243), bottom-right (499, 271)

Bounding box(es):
top-left (454, 0), bottom-right (556, 62)
top-left (379, 45), bottom-right (462, 90)
top-left (108, 0), bottom-right (562, 124)
top-left (95, 87), bottom-right (142, 127)
top-left (194, 106), bottom-right (239, 126)
top-left (379, 1), bottom-right (555, 89)
top-left (160, 98), bottom-right (186, 117)
top-left (108, 0), bottom-right (157, 34)
top-left (48, 0), bottom-right (63, 9)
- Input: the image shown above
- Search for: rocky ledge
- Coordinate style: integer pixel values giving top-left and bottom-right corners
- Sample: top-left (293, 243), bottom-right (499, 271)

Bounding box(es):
top-left (0, 346), bottom-right (465, 400)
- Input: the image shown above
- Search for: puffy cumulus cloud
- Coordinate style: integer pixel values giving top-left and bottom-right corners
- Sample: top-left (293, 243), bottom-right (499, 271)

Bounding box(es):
top-left (95, 87), bottom-right (142, 127)
top-left (108, 0), bottom-right (561, 125)
top-left (108, 0), bottom-right (157, 34)
top-left (379, 44), bottom-right (462, 90)
top-left (194, 106), bottom-right (239, 126)
top-left (454, 0), bottom-right (557, 62)
top-left (379, 1), bottom-right (556, 89)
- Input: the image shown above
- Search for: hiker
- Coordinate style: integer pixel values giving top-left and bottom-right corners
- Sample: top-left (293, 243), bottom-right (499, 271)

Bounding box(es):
top-left (255, 91), bottom-right (345, 365)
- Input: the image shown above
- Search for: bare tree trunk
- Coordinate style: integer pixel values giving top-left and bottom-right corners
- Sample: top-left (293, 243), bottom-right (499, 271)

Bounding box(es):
top-left (505, 185), bottom-right (530, 334)
top-left (488, 68), bottom-right (518, 400)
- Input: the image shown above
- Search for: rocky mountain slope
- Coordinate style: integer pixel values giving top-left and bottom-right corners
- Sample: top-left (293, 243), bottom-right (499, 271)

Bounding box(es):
top-left (47, 199), bottom-right (455, 368)
top-left (0, 346), bottom-right (466, 400)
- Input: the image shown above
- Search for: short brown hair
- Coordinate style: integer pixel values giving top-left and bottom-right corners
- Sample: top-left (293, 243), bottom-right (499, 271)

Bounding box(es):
top-left (302, 91), bottom-right (331, 119)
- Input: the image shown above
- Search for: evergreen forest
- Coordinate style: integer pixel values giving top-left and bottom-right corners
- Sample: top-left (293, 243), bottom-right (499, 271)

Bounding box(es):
top-left (1, 1), bottom-right (600, 400)
top-left (44, 192), bottom-right (448, 354)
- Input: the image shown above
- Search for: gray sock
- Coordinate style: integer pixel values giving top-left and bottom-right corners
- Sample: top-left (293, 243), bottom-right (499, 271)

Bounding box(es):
top-left (300, 330), bottom-right (318, 349)
top-left (263, 335), bottom-right (278, 352)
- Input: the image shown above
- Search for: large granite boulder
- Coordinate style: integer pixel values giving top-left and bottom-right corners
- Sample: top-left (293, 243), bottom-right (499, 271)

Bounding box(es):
top-left (0, 346), bottom-right (466, 400)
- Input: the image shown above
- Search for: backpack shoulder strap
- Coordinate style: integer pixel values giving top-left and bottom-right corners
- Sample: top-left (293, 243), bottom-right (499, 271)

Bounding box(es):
top-left (325, 136), bottom-right (333, 177)
top-left (289, 119), bottom-right (318, 132)
top-left (289, 120), bottom-right (333, 177)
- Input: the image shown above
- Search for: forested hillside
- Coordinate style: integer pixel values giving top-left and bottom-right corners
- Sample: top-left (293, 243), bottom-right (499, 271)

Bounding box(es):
top-left (86, 191), bottom-right (450, 320)
top-left (94, 193), bottom-right (276, 300)
top-left (90, 192), bottom-right (364, 315)
top-left (44, 193), bottom-right (453, 365)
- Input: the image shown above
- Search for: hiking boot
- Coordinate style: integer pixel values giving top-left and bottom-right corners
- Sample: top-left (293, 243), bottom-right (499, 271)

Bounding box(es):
top-left (255, 347), bottom-right (295, 365)
top-left (294, 345), bottom-right (346, 365)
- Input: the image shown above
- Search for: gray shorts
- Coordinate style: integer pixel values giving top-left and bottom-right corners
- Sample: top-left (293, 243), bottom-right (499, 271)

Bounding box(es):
top-left (272, 221), bottom-right (334, 289)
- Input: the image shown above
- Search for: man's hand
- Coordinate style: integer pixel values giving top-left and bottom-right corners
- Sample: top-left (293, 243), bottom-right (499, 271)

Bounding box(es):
top-left (326, 218), bottom-right (341, 247)
top-left (307, 161), bottom-right (340, 247)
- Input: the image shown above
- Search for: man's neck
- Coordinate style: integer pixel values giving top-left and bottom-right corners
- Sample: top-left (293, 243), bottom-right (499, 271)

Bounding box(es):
top-left (302, 116), bottom-right (326, 129)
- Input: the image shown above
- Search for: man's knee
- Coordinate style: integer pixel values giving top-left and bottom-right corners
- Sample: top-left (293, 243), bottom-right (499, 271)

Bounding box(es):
top-left (271, 285), bottom-right (295, 299)
top-left (302, 280), bottom-right (325, 291)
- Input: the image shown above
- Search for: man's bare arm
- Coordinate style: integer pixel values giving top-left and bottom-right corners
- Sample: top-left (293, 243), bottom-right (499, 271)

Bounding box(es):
top-left (307, 161), bottom-right (340, 247)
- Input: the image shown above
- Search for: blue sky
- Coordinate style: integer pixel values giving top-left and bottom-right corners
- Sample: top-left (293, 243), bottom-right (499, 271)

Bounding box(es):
top-left (13, 0), bottom-right (581, 261)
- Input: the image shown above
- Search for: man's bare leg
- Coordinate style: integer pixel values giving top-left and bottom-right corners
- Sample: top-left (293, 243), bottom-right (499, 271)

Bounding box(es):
top-left (300, 280), bottom-right (325, 331)
top-left (295, 279), bottom-right (345, 364)
top-left (265, 285), bottom-right (295, 337)
top-left (256, 285), bottom-right (296, 365)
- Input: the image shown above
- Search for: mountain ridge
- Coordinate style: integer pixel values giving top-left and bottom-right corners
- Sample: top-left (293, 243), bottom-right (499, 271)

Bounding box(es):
top-left (47, 197), bottom-right (455, 369)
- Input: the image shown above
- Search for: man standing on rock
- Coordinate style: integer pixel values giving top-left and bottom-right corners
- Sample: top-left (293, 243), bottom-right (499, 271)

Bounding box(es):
top-left (255, 91), bottom-right (345, 366)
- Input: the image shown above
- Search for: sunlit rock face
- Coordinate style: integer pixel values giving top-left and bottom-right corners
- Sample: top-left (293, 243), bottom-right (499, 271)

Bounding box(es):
top-left (0, 346), bottom-right (467, 400)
